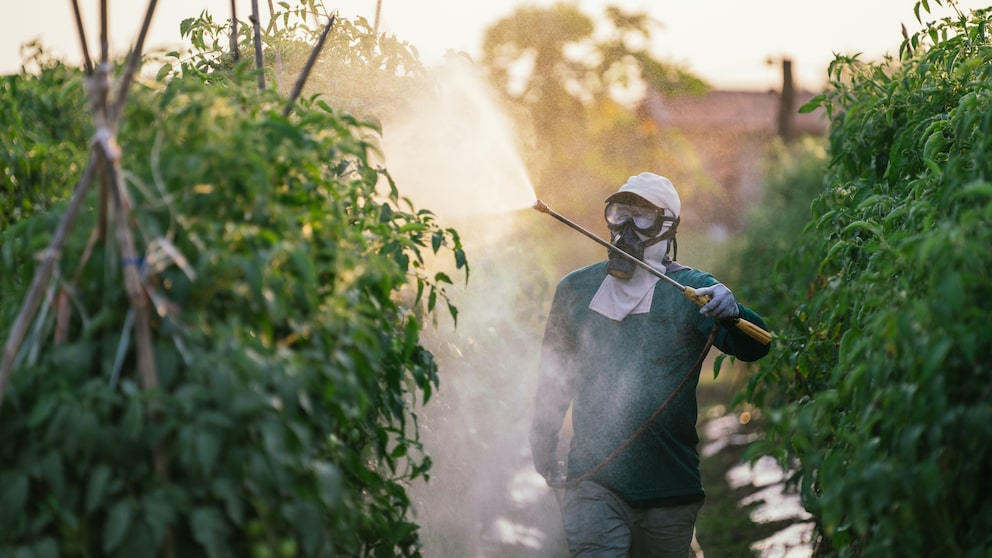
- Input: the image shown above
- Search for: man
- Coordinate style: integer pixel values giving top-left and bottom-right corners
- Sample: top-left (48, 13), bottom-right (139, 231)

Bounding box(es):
top-left (529, 172), bottom-right (769, 557)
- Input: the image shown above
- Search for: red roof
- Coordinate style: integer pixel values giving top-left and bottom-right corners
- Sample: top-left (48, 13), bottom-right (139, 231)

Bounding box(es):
top-left (643, 88), bottom-right (829, 136)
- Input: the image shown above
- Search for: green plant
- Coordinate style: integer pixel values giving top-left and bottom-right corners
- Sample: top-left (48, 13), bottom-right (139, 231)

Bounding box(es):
top-left (0, 42), bottom-right (91, 229)
top-left (169, 0), bottom-right (427, 121)
top-left (0, 3), bottom-right (466, 556)
top-left (724, 136), bottom-right (828, 311)
top-left (744, 2), bottom-right (992, 555)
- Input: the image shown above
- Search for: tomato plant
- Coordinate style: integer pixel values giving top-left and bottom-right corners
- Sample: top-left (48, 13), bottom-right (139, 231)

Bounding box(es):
top-left (742, 2), bottom-right (992, 555)
top-left (0, 2), bottom-right (466, 556)
top-left (0, 42), bottom-right (91, 229)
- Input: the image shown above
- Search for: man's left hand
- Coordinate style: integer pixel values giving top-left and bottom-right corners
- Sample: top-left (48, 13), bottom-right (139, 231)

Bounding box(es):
top-left (695, 283), bottom-right (740, 320)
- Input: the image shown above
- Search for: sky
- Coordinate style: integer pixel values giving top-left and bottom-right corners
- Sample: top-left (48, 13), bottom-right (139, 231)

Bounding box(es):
top-left (2, 0), bottom-right (988, 91)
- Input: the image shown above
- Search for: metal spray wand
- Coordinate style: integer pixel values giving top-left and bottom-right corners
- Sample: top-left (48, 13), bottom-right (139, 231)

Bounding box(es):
top-left (533, 199), bottom-right (773, 345)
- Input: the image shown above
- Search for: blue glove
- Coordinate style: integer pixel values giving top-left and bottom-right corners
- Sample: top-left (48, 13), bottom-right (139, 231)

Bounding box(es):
top-left (695, 283), bottom-right (740, 320)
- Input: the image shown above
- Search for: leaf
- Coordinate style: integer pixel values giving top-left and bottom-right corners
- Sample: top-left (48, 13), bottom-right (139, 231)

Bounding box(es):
top-left (143, 488), bottom-right (178, 543)
top-left (103, 499), bottom-right (133, 554)
top-left (86, 465), bottom-right (113, 514)
top-left (260, 420), bottom-right (287, 458)
top-left (122, 397), bottom-right (145, 440)
top-left (397, 223), bottom-right (428, 233)
top-left (27, 395), bottom-right (59, 428)
top-left (0, 472), bottom-right (29, 524)
top-left (842, 220), bottom-right (881, 238)
top-left (712, 353), bottom-right (727, 379)
top-left (290, 248), bottom-right (316, 292)
top-left (196, 430), bottom-right (222, 475)
top-left (798, 94), bottom-right (825, 113)
top-left (922, 337), bottom-right (953, 378)
top-left (211, 478), bottom-right (245, 524)
top-left (191, 507), bottom-right (230, 558)
top-left (37, 452), bottom-right (65, 499)
top-left (313, 461), bottom-right (342, 509)
top-left (922, 157), bottom-right (942, 176)
top-left (32, 538), bottom-right (59, 558)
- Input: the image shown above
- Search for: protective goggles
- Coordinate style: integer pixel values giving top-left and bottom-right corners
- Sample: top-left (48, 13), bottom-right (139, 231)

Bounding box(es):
top-left (604, 201), bottom-right (676, 236)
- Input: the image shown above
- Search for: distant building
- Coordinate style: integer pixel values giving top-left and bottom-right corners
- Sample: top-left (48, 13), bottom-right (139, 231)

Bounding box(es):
top-left (641, 60), bottom-right (829, 233)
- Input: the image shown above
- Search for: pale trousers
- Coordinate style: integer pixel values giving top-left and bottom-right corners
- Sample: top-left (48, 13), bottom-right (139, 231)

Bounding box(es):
top-left (561, 480), bottom-right (702, 558)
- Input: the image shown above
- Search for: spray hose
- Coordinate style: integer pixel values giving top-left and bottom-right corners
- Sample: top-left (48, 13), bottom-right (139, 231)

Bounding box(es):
top-left (533, 200), bottom-right (773, 345)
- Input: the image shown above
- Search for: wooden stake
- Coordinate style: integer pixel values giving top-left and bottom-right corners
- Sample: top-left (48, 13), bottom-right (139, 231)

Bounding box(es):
top-left (266, 0), bottom-right (284, 90)
top-left (230, 0), bottom-right (240, 63)
top-left (251, 0), bottom-right (266, 90)
top-left (111, 0), bottom-right (159, 125)
top-left (69, 0), bottom-right (94, 74)
top-left (99, 0), bottom-right (108, 64)
top-left (283, 15), bottom-right (336, 116)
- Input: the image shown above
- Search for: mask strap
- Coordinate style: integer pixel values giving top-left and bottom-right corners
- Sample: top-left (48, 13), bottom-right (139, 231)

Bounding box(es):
top-left (652, 216), bottom-right (679, 259)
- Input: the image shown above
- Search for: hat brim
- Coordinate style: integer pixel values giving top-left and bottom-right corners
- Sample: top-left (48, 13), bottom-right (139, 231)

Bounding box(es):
top-left (604, 191), bottom-right (658, 208)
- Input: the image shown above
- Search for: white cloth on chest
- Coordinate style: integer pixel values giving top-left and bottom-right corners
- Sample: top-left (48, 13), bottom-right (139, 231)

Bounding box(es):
top-left (589, 240), bottom-right (669, 321)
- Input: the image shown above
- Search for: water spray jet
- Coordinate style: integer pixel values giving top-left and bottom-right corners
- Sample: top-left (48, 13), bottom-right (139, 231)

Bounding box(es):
top-left (381, 57), bottom-right (537, 221)
top-left (533, 200), bottom-right (773, 345)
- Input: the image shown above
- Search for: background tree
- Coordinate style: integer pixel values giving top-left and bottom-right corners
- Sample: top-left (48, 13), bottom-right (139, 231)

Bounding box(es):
top-left (480, 2), bottom-right (708, 239)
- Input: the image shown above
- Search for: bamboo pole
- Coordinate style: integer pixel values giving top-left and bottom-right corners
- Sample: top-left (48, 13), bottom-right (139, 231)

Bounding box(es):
top-left (69, 0), bottom-right (94, 74)
top-left (283, 14), bottom-right (336, 117)
top-left (266, 0), bottom-right (284, 90)
top-left (95, 138), bottom-right (159, 394)
top-left (250, 0), bottom-right (265, 90)
top-left (230, 0), bottom-right (240, 63)
top-left (99, 0), bottom-right (108, 64)
top-left (111, 0), bottom-right (159, 125)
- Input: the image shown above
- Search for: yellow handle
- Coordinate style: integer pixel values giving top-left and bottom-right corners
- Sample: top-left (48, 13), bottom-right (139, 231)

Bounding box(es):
top-left (682, 287), bottom-right (773, 345)
top-left (683, 286), bottom-right (712, 307)
top-left (732, 317), bottom-right (774, 345)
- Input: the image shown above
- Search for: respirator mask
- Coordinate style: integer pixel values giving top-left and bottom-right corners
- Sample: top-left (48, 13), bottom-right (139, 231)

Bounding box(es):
top-left (604, 201), bottom-right (679, 279)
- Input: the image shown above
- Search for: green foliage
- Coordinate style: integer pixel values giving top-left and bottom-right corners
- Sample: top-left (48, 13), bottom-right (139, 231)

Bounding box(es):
top-left (169, 0), bottom-right (427, 120)
top-left (0, 42), bottom-right (91, 229)
top-left (720, 137), bottom-right (829, 405)
top-left (744, 2), bottom-right (992, 555)
top-left (0, 3), bottom-right (466, 557)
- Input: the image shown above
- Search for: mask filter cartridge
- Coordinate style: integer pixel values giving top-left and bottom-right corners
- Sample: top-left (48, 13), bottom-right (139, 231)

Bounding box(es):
top-left (606, 224), bottom-right (646, 279)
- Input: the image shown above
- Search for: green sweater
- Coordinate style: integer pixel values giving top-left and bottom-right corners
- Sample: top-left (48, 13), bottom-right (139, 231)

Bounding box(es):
top-left (529, 260), bottom-right (769, 507)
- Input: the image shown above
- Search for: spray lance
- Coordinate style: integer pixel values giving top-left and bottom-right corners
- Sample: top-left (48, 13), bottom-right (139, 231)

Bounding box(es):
top-left (533, 199), bottom-right (773, 345)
